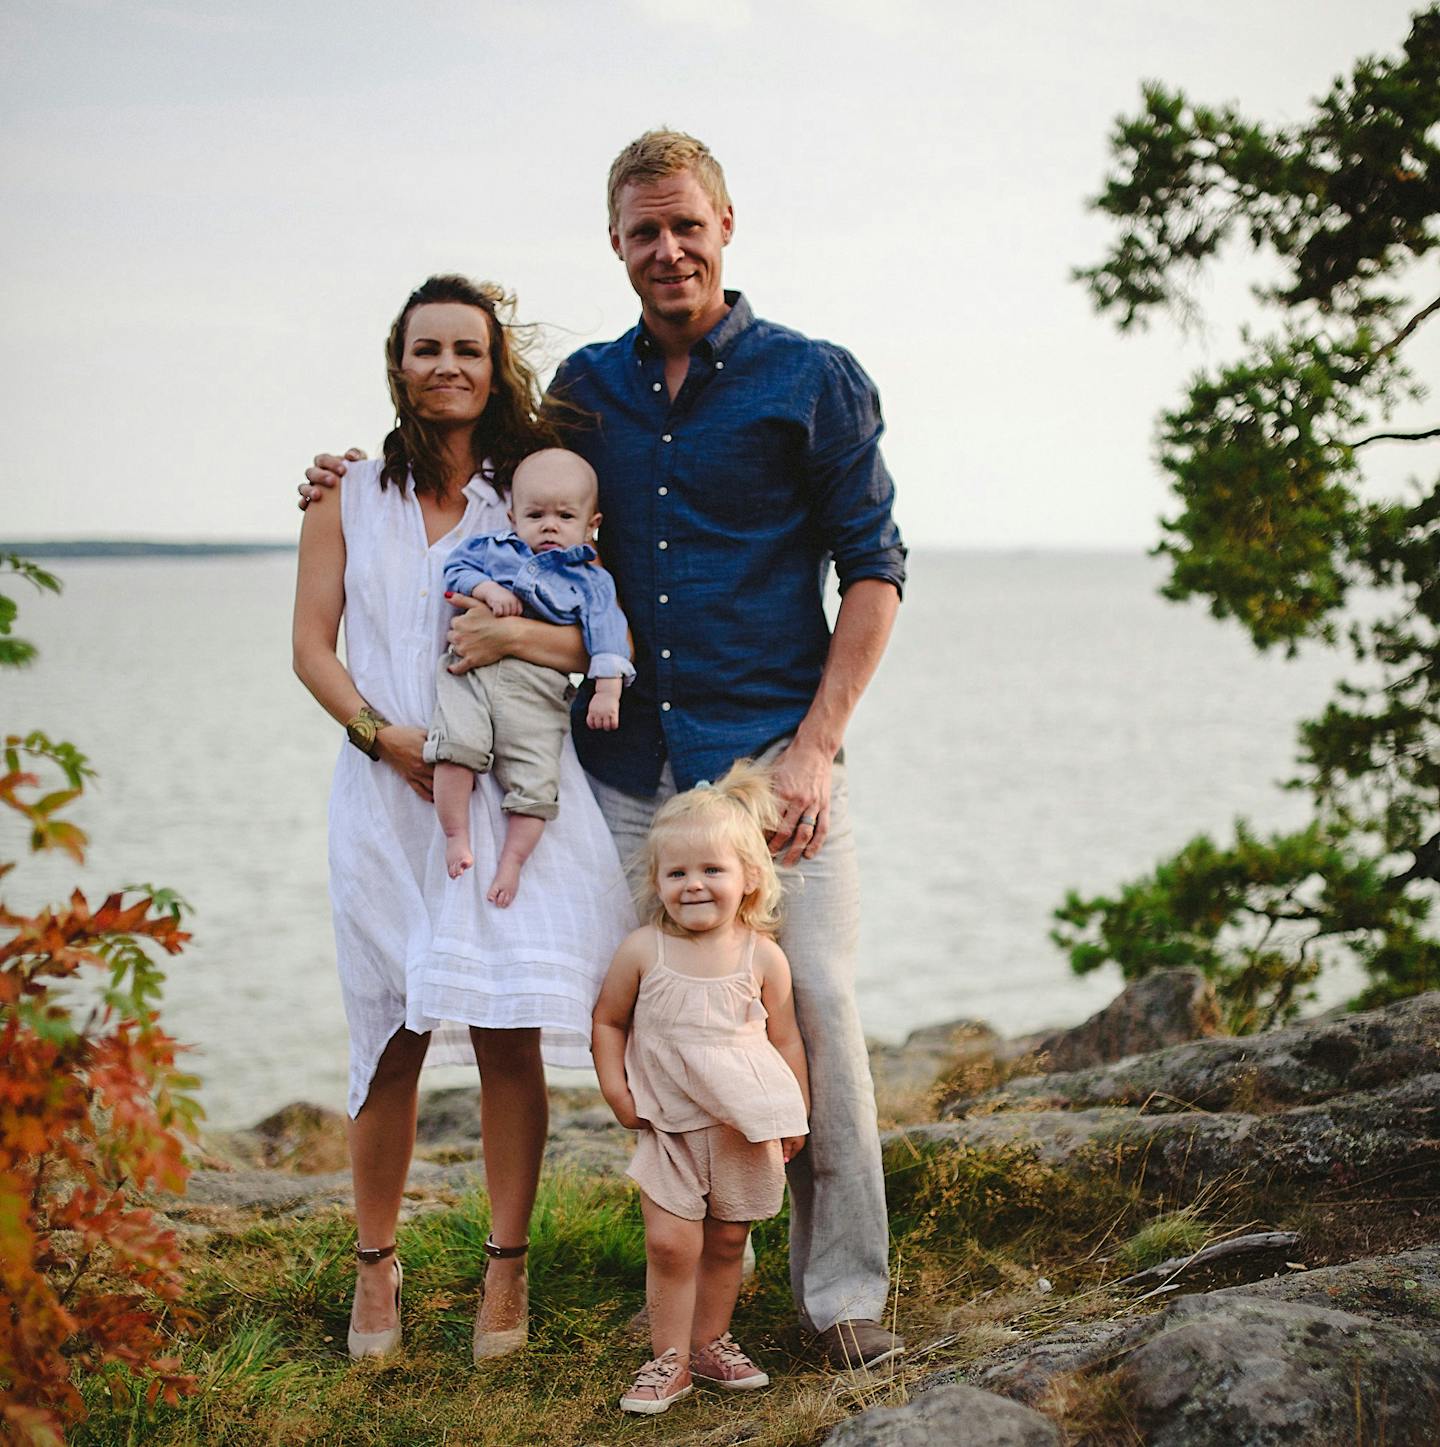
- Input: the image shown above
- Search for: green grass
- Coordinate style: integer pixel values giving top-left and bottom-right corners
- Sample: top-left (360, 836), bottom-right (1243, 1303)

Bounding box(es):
top-left (66, 1144), bottom-right (1264, 1446)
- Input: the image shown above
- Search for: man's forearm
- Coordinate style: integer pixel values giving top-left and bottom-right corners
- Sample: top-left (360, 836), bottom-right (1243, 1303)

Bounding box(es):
top-left (793, 577), bottom-right (900, 758)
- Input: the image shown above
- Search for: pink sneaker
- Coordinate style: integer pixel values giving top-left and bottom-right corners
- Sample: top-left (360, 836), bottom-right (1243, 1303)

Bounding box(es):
top-left (691, 1332), bottom-right (770, 1390)
top-left (619, 1347), bottom-right (694, 1414)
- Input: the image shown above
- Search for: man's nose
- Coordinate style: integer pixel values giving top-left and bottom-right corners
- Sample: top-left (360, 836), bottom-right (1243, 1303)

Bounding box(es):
top-left (656, 229), bottom-right (684, 265)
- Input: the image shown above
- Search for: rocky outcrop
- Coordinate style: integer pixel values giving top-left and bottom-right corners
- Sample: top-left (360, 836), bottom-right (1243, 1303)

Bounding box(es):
top-left (943, 991), bottom-right (1440, 1118)
top-left (1029, 967), bottom-right (1222, 1074)
top-left (897, 1072), bottom-right (1440, 1197)
top-left (949, 1248), bottom-right (1440, 1446)
top-left (824, 1382), bottom-right (1060, 1446)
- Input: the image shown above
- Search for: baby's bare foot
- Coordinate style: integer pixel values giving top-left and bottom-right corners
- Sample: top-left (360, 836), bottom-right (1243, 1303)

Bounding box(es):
top-left (446, 838), bottom-right (473, 879)
top-left (486, 858), bottom-right (523, 907)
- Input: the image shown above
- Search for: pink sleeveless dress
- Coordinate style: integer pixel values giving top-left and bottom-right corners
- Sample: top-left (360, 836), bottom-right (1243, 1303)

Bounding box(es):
top-left (624, 929), bottom-right (809, 1143)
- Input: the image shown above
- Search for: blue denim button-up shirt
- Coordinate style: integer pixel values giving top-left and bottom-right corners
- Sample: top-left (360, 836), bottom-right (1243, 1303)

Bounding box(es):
top-left (442, 531), bottom-right (634, 681)
top-left (551, 292), bottom-right (906, 793)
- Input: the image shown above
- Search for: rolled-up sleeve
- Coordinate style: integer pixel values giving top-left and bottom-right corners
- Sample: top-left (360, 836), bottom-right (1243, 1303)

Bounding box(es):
top-left (580, 568), bottom-right (635, 683)
top-left (805, 347), bottom-right (907, 597)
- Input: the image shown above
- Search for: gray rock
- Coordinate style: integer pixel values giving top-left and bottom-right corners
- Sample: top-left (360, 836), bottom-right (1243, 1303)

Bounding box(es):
top-left (1122, 1293), bottom-right (1440, 1446)
top-left (869, 1019), bottom-right (1002, 1113)
top-left (1032, 969), bottom-right (1222, 1074)
top-left (945, 991), bottom-right (1440, 1118)
top-left (894, 1074), bottom-right (1440, 1198)
top-left (950, 1248), bottom-right (1440, 1447)
top-left (824, 1383), bottom-right (1060, 1446)
top-left (927, 1320), bottom-right (1137, 1405)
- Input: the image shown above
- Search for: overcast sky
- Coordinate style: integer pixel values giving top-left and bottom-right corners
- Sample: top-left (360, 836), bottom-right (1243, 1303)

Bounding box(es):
top-left (3, 0), bottom-right (1432, 547)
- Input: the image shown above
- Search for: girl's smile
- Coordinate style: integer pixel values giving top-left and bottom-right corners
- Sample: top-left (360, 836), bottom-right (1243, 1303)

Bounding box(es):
top-left (656, 830), bottom-right (756, 935)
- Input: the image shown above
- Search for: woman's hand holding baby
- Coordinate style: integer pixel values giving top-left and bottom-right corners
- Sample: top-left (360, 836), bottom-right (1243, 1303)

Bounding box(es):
top-left (375, 726), bottom-right (435, 802)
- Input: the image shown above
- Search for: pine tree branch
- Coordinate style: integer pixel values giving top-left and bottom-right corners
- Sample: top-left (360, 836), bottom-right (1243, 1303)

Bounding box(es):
top-left (1348, 426), bottom-right (1440, 449)
top-left (1378, 293), bottom-right (1440, 358)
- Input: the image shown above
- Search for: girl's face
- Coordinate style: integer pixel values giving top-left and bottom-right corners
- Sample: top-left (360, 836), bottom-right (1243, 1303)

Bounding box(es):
top-left (655, 828), bottom-right (756, 935)
top-left (399, 302), bottom-right (494, 427)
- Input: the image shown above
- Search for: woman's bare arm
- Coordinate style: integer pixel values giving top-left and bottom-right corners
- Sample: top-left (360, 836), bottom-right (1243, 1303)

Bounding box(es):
top-left (445, 594), bottom-right (588, 674)
top-left (292, 489), bottom-right (435, 800)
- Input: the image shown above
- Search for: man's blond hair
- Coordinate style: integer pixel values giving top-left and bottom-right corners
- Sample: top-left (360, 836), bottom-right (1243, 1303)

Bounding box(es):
top-left (606, 129), bottom-right (732, 230)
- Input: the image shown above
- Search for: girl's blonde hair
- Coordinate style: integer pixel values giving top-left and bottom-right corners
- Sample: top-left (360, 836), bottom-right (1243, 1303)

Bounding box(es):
top-left (638, 759), bottom-right (783, 938)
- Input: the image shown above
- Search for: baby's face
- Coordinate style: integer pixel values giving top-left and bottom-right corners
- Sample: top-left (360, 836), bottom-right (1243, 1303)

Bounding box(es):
top-left (509, 452), bottom-right (600, 554)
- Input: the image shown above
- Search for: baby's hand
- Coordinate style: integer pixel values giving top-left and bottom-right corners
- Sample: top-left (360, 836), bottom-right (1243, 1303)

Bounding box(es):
top-left (587, 694), bottom-right (621, 731)
top-left (472, 581), bottom-right (522, 617)
top-left (781, 1135), bottom-right (807, 1164)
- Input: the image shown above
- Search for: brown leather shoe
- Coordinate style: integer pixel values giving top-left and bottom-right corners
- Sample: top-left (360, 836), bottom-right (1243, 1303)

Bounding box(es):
top-left (816, 1319), bottom-right (904, 1371)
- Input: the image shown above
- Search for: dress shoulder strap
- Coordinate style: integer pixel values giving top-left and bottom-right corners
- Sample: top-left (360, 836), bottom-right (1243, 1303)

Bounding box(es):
top-left (654, 928), bottom-right (667, 971)
top-left (744, 930), bottom-right (762, 991)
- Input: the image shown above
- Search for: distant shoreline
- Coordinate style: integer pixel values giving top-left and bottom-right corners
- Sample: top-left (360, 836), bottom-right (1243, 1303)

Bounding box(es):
top-left (2, 540), bottom-right (295, 559)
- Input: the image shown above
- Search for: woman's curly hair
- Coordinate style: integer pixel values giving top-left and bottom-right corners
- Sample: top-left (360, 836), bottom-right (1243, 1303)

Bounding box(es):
top-left (380, 274), bottom-right (560, 498)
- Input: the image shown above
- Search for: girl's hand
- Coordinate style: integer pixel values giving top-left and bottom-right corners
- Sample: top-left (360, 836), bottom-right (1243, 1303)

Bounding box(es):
top-left (375, 726), bottom-right (435, 802)
top-left (781, 1135), bottom-right (807, 1163)
top-left (605, 1089), bottom-right (646, 1131)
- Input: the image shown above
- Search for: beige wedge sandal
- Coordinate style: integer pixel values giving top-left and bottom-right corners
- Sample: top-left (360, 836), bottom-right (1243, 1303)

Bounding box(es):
top-left (347, 1243), bottom-right (403, 1361)
top-left (472, 1235), bottom-right (528, 1362)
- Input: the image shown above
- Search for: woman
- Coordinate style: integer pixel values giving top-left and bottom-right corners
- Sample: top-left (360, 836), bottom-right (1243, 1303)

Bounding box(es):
top-left (292, 275), bottom-right (632, 1361)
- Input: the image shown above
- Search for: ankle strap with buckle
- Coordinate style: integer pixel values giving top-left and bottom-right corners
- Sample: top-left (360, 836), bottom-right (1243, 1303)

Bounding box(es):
top-left (483, 1235), bottom-right (529, 1260)
top-left (355, 1243), bottom-right (396, 1265)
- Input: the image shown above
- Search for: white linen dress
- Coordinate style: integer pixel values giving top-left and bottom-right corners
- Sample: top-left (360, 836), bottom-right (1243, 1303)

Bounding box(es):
top-left (327, 459), bottom-right (634, 1117)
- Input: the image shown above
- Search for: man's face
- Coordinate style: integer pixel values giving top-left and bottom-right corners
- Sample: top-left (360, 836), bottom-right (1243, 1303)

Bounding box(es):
top-left (610, 170), bottom-right (733, 330)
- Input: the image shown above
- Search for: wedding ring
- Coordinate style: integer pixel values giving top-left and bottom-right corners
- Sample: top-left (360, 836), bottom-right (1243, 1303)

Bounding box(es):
top-left (799, 814), bottom-right (818, 826)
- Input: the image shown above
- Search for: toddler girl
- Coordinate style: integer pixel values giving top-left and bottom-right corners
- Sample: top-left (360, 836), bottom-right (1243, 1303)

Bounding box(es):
top-left (591, 760), bottom-right (810, 1415)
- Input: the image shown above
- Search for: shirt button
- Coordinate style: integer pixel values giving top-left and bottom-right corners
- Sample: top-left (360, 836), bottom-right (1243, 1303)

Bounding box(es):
top-left (715, 360), bottom-right (725, 370)
top-left (662, 433), bottom-right (673, 443)
top-left (661, 648), bottom-right (671, 659)
top-left (658, 540), bottom-right (668, 550)
top-left (652, 382), bottom-right (662, 392)
top-left (661, 701), bottom-right (672, 711)
top-left (658, 593), bottom-right (669, 604)
top-left (658, 486), bottom-right (668, 496)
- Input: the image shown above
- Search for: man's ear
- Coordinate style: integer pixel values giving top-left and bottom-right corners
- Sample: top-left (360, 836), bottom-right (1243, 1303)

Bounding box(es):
top-left (720, 204), bottom-right (734, 247)
top-left (610, 227), bottom-right (623, 259)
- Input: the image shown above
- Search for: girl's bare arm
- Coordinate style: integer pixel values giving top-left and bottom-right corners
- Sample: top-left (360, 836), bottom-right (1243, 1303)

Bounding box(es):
top-left (759, 939), bottom-right (811, 1115)
top-left (591, 930), bottom-right (649, 1128)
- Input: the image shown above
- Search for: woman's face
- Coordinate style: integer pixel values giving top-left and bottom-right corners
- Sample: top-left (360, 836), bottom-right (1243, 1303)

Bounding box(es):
top-left (399, 302), bottom-right (495, 427)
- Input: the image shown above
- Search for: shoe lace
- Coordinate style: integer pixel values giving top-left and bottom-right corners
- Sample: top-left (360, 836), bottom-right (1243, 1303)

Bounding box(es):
top-left (701, 1332), bottom-right (751, 1369)
top-left (632, 1350), bottom-right (681, 1390)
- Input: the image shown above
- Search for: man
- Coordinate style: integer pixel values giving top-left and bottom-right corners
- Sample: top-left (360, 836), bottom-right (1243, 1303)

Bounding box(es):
top-left (303, 130), bottom-right (906, 1369)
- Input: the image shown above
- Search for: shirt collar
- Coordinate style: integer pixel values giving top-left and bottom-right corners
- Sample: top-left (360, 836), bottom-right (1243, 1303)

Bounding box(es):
top-left (631, 290), bottom-right (753, 361)
top-left (493, 529), bottom-right (597, 566)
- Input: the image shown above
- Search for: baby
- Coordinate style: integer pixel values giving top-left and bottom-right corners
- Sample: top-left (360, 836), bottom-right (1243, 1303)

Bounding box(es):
top-left (425, 448), bottom-right (633, 904)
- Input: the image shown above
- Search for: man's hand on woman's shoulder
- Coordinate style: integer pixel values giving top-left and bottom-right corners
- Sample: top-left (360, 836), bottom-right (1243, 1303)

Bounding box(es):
top-left (298, 448), bottom-right (367, 510)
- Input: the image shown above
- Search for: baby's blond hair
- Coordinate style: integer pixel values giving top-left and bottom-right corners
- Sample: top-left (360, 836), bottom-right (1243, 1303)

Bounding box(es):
top-left (637, 759), bottom-right (783, 938)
